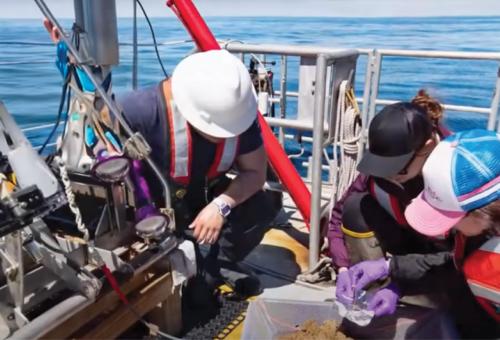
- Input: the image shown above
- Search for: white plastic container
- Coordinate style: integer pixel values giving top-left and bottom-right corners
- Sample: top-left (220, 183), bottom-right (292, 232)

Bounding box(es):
top-left (242, 298), bottom-right (458, 340)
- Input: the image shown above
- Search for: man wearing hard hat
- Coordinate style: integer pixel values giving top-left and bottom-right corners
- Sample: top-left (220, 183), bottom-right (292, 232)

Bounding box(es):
top-left (44, 16), bottom-right (279, 304)
top-left (119, 50), bottom-right (280, 300)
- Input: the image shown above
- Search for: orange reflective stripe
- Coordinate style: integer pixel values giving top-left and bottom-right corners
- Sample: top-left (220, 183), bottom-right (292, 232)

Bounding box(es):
top-left (370, 178), bottom-right (406, 225)
top-left (463, 237), bottom-right (500, 321)
top-left (464, 250), bottom-right (500, 290)
top-left (453, 232), bottom-right (467, 269)
top-left (161, 80), bottom-right (238, 184)
top-left (389, 194), bottom-right (407, 225)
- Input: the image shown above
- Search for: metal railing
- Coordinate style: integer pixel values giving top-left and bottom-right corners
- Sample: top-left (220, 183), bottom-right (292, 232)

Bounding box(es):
top-left (224, 42), bottom-right (363, 268)
top-left (364, 49), bottom-right (500, 131)
top-left (223, 42), bottom-right (500, 268)
top-left (3, 39), bottom-right (500, 269)
top-left (225, 42), bottom-right (500, 133)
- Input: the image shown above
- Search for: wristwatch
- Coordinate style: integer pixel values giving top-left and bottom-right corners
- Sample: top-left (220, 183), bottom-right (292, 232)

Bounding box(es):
top-left (212, 197), bottom-right (231, 218)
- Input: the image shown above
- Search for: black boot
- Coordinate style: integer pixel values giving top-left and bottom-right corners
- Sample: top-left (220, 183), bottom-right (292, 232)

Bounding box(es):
top-left (219, 262), bottom-right (262, 300)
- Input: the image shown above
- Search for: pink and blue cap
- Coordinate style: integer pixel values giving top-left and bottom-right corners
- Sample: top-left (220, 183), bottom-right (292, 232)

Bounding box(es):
top-left (405, 129), bottom-right (500, 236)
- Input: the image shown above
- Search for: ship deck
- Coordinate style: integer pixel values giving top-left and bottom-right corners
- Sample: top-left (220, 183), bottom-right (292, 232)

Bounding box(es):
top-left (219, 185), bottom-right (334, 339)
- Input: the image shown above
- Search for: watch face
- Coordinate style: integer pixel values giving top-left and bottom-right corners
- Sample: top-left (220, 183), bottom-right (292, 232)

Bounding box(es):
top-left (220, 205), bottom-right (231, 217)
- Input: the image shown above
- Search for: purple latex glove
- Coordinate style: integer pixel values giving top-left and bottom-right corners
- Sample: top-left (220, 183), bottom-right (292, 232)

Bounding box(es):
top-left (349, 258), bottom-right (390, 292)
top-left (335, 269), bottom-right (354, 306)
top-left (367, 284), bottom-right (400, 317)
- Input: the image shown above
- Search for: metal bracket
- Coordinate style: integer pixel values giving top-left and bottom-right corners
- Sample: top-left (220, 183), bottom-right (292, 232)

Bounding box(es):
top-left (123, 132), bottom-right (152, 160)
top-left (159, 207), bottom-right (176, 233)
top-left (24, 236), bottom-right (101, 300)
top-left (0, 232), bottom-right (25, 328)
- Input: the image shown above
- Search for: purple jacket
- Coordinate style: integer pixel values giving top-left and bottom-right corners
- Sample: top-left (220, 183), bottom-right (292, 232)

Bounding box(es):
top-left (327, 173), bottom-right (369, 268)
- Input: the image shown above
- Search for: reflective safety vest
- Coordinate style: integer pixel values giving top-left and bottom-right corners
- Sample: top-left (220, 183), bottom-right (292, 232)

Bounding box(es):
top-left (462, 236), bottom-right (500, 322)
top-left (368, 178), bottom-right (408, 226)
top-left (368, 177), bottom-right (450, 240)
top-left (159, 80), bottom-right (239, 185)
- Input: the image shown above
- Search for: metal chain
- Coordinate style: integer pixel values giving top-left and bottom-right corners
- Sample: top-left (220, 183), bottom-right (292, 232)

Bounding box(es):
top-left (54, 155), bottom-right (90, 241)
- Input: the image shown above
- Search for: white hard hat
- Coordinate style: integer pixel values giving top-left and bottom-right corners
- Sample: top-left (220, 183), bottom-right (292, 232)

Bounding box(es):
top-left (171, 50), bottom-right (257, 138)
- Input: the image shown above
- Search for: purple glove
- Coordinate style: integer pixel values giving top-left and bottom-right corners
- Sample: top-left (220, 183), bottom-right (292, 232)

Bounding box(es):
top-left (335, 269), bottom-right (354, 306)
top-left (367, 284), bottom-right (400, 317)
top-left (349, 258), bottom-right (390, 292)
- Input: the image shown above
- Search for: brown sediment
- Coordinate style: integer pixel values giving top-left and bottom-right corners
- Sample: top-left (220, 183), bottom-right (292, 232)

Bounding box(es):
top-left (278, 320), bottom-right (353, 340)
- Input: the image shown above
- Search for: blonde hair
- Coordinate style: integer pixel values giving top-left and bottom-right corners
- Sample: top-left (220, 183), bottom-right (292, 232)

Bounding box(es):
top-left (411, 89), bottom-right (444, 127)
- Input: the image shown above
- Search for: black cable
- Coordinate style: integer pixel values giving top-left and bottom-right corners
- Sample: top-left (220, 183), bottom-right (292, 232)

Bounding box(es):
top-left (135, 0), bottom-right (169, 78)
top-left (38, 70), bottom-right (71, 155)
top-left (61, 87), bottom-right (71, 137)
top-left (41, 27), bottom-right (78, 156)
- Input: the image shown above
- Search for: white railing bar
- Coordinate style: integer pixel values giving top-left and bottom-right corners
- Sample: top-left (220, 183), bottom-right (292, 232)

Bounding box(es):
top-left (21, 102), bottom-right (490, 138)
top-left (274, 89), bottom-right (491, 115)
top-left (223, 43), bottom-right (500, 61)
top-left (274, 90), bottom-right (299, 97)
top-left (223, 42), bottom-right (359, 58)
top-left (378, 49), bottom-right (500, 61)
top-left (302, 161), bottom-right (329, 171)
top-left (265, 116), bottom-right (329, 132)
top-left (285, 134), bottom-right (313, 143)
top-left (22, 123), bottom-right (56, 132)
top-left (4, 40), bottom-right (500, 61)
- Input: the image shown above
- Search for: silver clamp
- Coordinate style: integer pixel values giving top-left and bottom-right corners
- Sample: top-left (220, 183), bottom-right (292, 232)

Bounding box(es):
top-left (123, 132), bottom-right (152, 160)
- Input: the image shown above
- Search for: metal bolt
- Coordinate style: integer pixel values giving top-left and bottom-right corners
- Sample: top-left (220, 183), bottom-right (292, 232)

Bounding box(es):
top-left (6, 267), bottom-right (17, 280)
top-left (82, 285), bottom-right (91, 298)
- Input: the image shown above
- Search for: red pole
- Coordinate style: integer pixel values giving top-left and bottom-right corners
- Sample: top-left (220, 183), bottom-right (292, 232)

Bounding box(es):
top-left (167, 0), bottom-right (311, 227)
top-left (166, 0), bottom-right (219, 51)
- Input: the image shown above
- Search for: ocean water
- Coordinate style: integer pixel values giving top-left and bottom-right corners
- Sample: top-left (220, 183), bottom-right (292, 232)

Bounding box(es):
top-left (0, 16), bottom-right (499, 170)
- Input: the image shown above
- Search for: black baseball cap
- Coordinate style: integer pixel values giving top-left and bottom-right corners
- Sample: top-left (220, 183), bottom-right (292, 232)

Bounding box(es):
top-left (357, 102), bottom-right (433, 178)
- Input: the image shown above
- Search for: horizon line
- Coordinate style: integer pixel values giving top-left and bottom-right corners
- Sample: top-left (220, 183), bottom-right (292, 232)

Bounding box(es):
top-left (2, 14), bottom-right (500, 19)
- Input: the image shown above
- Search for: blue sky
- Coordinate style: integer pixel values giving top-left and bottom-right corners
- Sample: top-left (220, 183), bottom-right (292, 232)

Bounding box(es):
top-left (2, 0), bottom-right (500, 18)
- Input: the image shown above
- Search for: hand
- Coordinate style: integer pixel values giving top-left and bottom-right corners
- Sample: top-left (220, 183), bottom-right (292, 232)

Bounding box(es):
top-left (367, 284), bottom-right (400, 317)
top-left (43, 18), bottom-right (61, 43)
top-left (349, 258), bottom-right (390, 292)
top-left (189, 202), bottom-right (224, 245)
top-left (336, 268), bottom-right (354, 306)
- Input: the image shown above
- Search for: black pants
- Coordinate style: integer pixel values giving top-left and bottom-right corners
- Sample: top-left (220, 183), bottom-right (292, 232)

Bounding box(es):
top-left (180, 186), bottom-right (281, 288)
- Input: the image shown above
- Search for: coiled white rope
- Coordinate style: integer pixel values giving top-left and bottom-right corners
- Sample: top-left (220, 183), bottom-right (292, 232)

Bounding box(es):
top-left (330, 80), bottom-right (362, 206)
top-left (54, 155), bottom-right (90, 241)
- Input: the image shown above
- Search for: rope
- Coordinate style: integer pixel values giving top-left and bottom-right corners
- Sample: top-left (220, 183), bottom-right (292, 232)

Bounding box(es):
top-left (54, 155), bottom-right (90, 241)
top-left (330, 80), bottom-right (362, 207)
